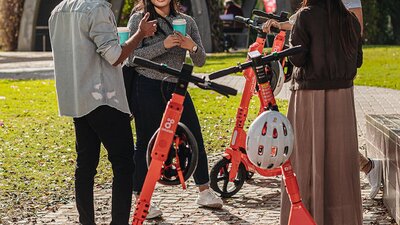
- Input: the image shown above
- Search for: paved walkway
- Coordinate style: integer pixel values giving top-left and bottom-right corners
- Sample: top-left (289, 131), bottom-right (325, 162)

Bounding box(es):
top-left (1, 52), bottom-right (399, 224)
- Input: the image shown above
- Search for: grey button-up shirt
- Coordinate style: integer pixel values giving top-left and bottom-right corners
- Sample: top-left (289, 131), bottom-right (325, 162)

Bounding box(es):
top-left (48, 0), bottom-right (130, 117)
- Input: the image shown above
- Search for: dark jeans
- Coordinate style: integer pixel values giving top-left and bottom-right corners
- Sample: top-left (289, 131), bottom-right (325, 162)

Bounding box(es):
top-left (73, 106), bottom-right (134, 225)
top-left (123, 65), bottom-right (138, 115)
top-left (131, 75), bottom-right (210, 193)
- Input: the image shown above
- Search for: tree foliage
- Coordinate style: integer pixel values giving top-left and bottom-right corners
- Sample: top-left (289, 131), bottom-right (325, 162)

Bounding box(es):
top-left (0, 0), bottom-right (24, 51)
top-left (119, 0), bottom-right (137, 26)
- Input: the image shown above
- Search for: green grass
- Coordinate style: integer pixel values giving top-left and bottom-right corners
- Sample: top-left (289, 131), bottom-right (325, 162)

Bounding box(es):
top-left (0, 79), bottom-right (287, 222)
top-left (0, 80), bottom-right (78, 221)
top-left (193, 46), bottom-right (400, 90)
top-left (354, 46), bottom-right (400, 90)
top-left (189, 51), bottom-right (247, 74)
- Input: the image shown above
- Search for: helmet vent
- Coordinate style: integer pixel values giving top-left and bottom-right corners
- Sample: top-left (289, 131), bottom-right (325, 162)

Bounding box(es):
top-left (273, 128), bottom-right (278, 139)
top-left (282, 123), bottom-right (287, 136)
top-left (284, 146), bottom-right (289, 156)
top-left (262, 122), bottom-right (268, 136)
top-left (270, 146), bottom-right (277, 157)
top-left (258, 145), bottom-right (264, 155)
top-left (267, 164), bottom-right (274, 169)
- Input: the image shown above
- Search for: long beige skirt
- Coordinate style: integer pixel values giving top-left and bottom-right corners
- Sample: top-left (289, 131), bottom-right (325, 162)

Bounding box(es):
top-left (280, 87), bottom-right (362, 225)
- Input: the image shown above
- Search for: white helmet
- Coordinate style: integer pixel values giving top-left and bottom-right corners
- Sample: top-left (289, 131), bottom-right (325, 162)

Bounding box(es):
top-left (246, 111), bottom-right (294, 169)
top-left (269, 61), bottom-right (285, 96)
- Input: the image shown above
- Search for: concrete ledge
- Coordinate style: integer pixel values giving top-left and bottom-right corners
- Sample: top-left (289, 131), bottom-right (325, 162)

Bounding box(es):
top-left (366, 114), bottom-right (400, 224)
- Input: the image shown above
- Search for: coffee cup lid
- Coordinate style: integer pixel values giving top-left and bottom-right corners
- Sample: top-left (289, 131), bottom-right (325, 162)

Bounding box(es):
top-left (117, 27), bottom-right (130, 32)
top-left (172, 19), bottom-right (186, 25)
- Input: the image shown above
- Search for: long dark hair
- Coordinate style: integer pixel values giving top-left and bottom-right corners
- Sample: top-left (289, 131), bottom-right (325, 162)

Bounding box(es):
top-left (132, 0), bottom-right (180, 20)
top-left (301, 0), bottom-right (359, 58)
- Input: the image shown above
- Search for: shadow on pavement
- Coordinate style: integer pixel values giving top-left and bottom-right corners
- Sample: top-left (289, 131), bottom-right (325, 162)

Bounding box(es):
top-left (209, 207), bottom-right (252, 225)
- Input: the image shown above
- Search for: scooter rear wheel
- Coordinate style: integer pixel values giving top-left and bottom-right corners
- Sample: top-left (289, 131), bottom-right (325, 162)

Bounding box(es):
top-left (210, 157), bottom-right (246, 198)
top-left (147, 122), bottom-right (199, 186)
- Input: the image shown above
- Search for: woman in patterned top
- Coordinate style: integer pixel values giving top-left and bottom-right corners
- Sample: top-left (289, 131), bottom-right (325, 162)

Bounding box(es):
top-left (124, 0), bottom-right (223, 219)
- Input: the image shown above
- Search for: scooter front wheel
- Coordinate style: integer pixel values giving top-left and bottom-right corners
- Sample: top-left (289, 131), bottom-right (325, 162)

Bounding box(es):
top-left (246, 171), bottom-right (255, 180)
top-left (147, 122), bottom-right (199, 186)
top-left (210, 157), bottom-right (246, 198)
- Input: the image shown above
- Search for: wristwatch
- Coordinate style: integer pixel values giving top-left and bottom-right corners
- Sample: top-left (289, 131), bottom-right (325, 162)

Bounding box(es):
top-left (191, 45), bottom-right (198, 53)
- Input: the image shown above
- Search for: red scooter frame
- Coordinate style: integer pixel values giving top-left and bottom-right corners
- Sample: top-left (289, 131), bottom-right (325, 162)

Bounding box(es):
top-left (209, 14), bottom-right (316, 225)
top-left (226, 14), bottom-right (288, 183)
top-left (210, 11), bottom-right (290, 196)
top-left (130, 58), bottom-right (238, 225)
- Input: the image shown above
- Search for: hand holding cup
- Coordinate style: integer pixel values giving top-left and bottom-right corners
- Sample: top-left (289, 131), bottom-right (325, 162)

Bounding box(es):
top-left (164, 34), bottom-right (182, 49)
top-left (174, 32), bottom-right (196, 51)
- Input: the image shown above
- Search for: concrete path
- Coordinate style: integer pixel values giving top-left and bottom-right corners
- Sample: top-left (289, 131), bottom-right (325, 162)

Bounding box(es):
top-left (1, 52), bottom-right (398, 224)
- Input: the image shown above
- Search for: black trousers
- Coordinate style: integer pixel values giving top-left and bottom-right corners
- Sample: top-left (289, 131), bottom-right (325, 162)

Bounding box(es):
top-left (131, 75), bottom-right (210, 194)
top-left (73, 106), bottom-right (134, 225)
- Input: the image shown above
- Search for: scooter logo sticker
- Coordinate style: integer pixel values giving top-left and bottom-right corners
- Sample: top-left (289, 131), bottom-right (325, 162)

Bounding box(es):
top-left (161, 118), bottom-right (175, 134)
top-left (165, 118), bottom-right (175, 129)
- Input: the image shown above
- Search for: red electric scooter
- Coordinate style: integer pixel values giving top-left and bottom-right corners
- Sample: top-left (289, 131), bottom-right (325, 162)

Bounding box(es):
top-left (208, 15), bottom-right (316, 225)
top-left (130, 57), bottom-right (237, 225)
top-left (209, 10), bottom-right (292, 197)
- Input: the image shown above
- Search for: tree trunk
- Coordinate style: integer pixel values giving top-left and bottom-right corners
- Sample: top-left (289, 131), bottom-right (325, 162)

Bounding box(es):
top-left (206, 0), bottom-right (224, 52)
top-left (0, 0), bottom-right (24, 51)
top-left (386, 0), bottom-right (400, 44)
top-left (390, 10), bottom-right (400, 44)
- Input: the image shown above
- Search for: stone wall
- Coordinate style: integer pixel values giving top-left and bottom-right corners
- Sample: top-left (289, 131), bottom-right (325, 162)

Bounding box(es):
top-left (366, 114), bottom-right (400, 224)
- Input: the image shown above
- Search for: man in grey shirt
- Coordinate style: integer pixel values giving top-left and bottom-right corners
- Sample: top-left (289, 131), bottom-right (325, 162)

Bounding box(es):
top-left (48, 0), bottom-right (156, 224)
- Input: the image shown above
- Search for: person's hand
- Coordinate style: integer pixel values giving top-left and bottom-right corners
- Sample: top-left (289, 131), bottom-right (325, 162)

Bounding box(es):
top-left (175, 32), bottom-right (196, 51)
top-left (138, 12), bottom-right (157, 37)
top-left (164, 34), bottom-right (182, 49)
top-left (262, 19), bottom-right (280, 33)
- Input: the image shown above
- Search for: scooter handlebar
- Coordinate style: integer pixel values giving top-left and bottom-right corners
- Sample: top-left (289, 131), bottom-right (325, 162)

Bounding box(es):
top-left (261, 45), bottom-right (305, 64)
top-left (205, 81), bottom-right (238, 97)
top-left (234, 15), bottom-right (251, 25)
top-left (252, 9), bottom-right (289, 22)
top-left (234, 16), bottom-right (280, 34)
top-left (133, 56), bottom-right (181, 77)
top-left (133, 56), bottom-right (238, 97)
top-left (208, 65), bottom-right (243, 80)
top-left (208, 45), bottom-right (304, 80)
